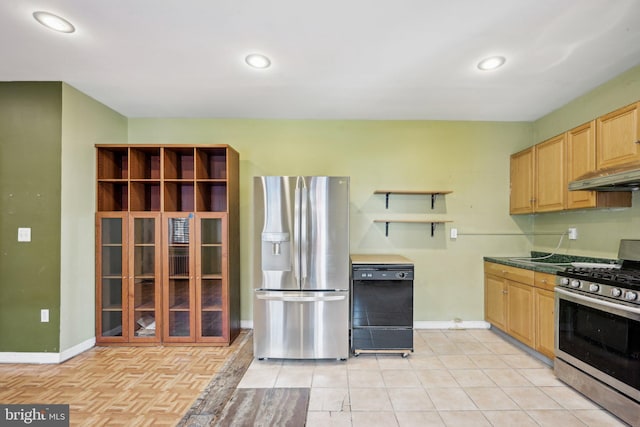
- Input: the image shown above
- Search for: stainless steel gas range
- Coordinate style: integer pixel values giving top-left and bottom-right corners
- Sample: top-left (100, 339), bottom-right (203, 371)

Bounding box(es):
top-left (555, 239), bottom-right (640, 426)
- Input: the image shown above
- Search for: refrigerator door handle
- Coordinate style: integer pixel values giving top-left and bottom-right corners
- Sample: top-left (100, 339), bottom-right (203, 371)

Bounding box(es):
top-left (256, 293), bottom-right (346, 302)
top-left (300, 178), bottom-right (309, 282)
top-left (293, 179), bottom-right (301, 282)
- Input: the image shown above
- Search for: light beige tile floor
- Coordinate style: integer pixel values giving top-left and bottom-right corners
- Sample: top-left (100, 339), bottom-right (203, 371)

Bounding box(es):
top-left (237, 329), bottom-right (628, 426)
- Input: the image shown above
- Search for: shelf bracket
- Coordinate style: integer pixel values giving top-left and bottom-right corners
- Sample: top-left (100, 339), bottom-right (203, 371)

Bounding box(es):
top-left (431, 222), bottom-right (436, 237)
top-left (431, 194), bottom-right (436, 209)
top-left (384, 192), bottom-right (391, 209)
top-left (384, 221), bottom-right (390, 236)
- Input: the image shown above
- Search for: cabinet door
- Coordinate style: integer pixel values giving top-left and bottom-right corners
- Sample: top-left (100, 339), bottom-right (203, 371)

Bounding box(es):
top-left (534, 288), bottom-right (555, 359)
top-left (567, 122), bottom-right (597, 209)
top-left (535, 134), bottom-right (565, 212)
top-left (484, 274), bottom-right (506, 331)
top-left (163, 213), bottom-right (196, 342)
top-left (196, 214), bottom-right (228, 342)
top-left (129, 213), bottom-right (161, 342)
top-left (506, 281), bottom-right (535, 348)
top-left (596, 102), bottom-right (640, 170)
top-left (510, 148), bottom-right (534, 214)
top-left (96, 213), bottom-right (129, 343)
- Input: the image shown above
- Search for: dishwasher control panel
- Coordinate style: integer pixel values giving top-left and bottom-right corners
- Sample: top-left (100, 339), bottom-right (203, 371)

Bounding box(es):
top-left (352, 265), bottom-right (414, 281)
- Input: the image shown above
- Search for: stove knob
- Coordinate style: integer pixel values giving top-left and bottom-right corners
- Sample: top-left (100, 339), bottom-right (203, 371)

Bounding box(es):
top-left (625, 291), bottom-right (638, 301)
top-left (570, 280), bottom-right (581, 288)
top-left (589, 284), bottom-right (600, 292)
top-left (611, 288), bottom-right (623, 297)
top-left (559, 277), bottom-right (570, 285)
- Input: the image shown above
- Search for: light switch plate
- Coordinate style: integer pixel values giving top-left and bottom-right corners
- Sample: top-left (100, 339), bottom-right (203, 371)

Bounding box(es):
top-left (18, 227), bottom-right (31, 242)
top-left (450, 228), bottom-right (458, 239)
top-left (41, 309), bottom-right (49, 323)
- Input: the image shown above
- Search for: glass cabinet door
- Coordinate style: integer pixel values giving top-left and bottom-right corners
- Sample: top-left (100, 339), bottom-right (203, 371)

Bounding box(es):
top-left (164, 215), bottom-right (195, 341)
top-left (198, 214), bottom-right (227, 340)
top-left (98, 214), bottom-right (127, 341)
top-left (130, 215), bottom-right (160, 341)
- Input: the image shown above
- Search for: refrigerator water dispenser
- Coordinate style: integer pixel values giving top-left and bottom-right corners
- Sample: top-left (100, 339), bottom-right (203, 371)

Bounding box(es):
top-left (261, 231), bottom-right (291, 271)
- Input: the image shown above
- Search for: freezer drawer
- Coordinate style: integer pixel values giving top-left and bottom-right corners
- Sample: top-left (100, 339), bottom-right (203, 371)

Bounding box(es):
top-left (253, 290), bottom-right (349, 359)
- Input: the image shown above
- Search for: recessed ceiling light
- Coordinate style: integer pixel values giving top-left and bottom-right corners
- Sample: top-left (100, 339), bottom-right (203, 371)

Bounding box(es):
top-left (33, 11), bottom-right (75, 33)
top-left (245, 53), bottom-right (271, 69)
top-left (477, 56), bottom-right (506, 71)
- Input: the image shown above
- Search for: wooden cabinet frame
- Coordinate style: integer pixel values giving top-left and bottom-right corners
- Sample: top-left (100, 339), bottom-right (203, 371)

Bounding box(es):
top-left (96, 144), bottom-right (240, 346)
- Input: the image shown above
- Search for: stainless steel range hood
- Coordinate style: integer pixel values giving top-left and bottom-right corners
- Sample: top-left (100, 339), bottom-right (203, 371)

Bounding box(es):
top-left (569, 167), bottom-right (640, 191)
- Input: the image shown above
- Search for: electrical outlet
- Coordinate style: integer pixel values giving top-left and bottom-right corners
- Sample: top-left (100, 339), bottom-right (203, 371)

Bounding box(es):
top-left (450, 228), bottom-right (458, 239)
top-left (568, 227), bottom-right (578, 240)
top-left (41, 309), bottom-right (49, 323)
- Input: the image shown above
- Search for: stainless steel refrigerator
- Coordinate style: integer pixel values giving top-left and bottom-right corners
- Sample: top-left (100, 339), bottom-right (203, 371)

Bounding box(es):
top-left (253, 176), bottom-right (350, 359)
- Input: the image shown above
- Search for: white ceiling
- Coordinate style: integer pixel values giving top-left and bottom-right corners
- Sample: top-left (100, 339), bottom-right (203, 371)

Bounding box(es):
top-left (2, 0), bottom-right (640, 121)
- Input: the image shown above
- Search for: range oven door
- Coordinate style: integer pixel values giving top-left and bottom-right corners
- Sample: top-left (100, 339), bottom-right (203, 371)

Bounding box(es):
top-left (555, 287), bottom-right (640, 402)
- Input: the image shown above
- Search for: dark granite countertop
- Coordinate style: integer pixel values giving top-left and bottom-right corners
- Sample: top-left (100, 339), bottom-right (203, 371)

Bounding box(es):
top-left (483, 251), bottom-right (618, 274)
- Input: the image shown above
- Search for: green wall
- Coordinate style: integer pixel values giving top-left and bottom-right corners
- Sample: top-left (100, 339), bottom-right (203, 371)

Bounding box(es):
top-left (59, 84), bottom-right (127, 351)
top-left (0, 82), bottom-right (62, 352)
top-left (531, 64), bottom-right (640, 258)
top-left (129, 119), bottom-right (533, 322)
top-left (0, 82), bottom-right (126, 355)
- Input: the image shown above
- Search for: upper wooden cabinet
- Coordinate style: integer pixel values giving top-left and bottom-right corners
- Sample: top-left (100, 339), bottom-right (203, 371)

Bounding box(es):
top-left (510, 135), bottom-right (567, 214)
top-left (535, 134), bottom-right (565, 212)
top-left (510, 101), bottom-right (638, 215)
top-left (510, 147), bottom-right (534, 214)
top-left (567, 121), bottom-right (631, 210)
top-left (596, 102), bottom-right (640, 170)
top-left (567, 121), bottom-right (597, 209)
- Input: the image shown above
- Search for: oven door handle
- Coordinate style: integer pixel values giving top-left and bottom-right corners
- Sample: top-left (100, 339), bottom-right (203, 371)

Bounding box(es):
top-left (555, 287), bottom-right (640, 316)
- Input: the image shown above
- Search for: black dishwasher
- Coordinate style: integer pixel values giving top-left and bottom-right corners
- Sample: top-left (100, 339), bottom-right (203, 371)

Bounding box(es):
top-left (351, 263), bottom-right (414, 357)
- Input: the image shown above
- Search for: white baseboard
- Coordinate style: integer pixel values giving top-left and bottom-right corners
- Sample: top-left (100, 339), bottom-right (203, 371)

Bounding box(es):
top-left (414, 320), bottom-right (490, 330)
top-left (241, 320), bottom-right (253, 329)
top-left (0, 337), bottom-right (95, 364)
top-left (240, 320), bottom-right (489, 331)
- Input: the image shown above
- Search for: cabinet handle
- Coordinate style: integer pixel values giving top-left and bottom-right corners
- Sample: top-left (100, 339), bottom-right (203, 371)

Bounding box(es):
top-left (502, 290), bottom-right (508, 294)
top-left (542, 279), bottom-right (547, 284)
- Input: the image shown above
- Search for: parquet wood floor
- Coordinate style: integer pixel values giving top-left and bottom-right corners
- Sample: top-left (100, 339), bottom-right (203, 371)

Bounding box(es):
top-left (0, 331), bottom-right (248, 426)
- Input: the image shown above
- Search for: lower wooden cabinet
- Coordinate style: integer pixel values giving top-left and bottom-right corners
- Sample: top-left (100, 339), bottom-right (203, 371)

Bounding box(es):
top-left (484, 274), bottom-right (507, 331)
top-left (533, 271), bottom-right (556, 359)
top-left (97, 212), bottom-right (237, 345)
top-left (534, 287), bottom-right (555, 359)
top-left (506, 281), bottom-right (534, 348)
top-left (484, 262), bottom-right (555, 358)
